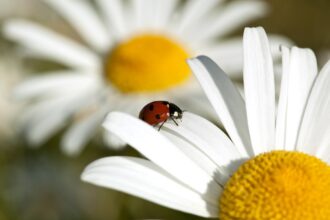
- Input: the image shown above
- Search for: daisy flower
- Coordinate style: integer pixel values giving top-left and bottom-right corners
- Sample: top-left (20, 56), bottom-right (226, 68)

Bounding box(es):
top-left (0, 54), bottom-right (24, 143)
top-left (2, 0), bottom-right (289, 156)
top-left (81, 27), bottom-right (330, 219)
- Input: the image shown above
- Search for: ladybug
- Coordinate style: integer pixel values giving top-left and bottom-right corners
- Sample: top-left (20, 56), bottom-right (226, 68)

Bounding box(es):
top-left (139, 101), bottom-right (183, 130)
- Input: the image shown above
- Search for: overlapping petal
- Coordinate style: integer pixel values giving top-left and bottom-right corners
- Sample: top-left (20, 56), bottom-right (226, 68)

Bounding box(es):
top-left (82, 156), bottom-right (218, 217)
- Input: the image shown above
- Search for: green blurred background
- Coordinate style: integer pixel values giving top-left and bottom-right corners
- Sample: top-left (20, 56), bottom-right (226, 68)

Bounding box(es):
top-left (0, 0), bottom-right (329, 219)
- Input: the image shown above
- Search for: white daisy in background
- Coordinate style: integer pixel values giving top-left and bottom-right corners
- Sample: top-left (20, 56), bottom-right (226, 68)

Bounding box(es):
top-left (82, 27), bottom-right (330, 219)
top-left (2, 0), bottom-right (290, 156)
top-left (0, 54), bottom-right (24, 143)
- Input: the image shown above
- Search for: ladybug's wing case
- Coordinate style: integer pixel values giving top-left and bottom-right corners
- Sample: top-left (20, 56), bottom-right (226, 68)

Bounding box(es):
top-left (143, 112), bottom-right (168, 126)
top-left (138, 107), bottom-right (146, 120)
top-left (139, 101), bottom-right (170, 126)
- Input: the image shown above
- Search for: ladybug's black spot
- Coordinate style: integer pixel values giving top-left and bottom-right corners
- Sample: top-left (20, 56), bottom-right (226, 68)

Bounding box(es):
top-left (148, 104), bottom-right (154, 111)
top-left (162, 101), bottom-right (168, 105)
top-left (155, 114), bottom-right (161, 119)
top-left (141, 116), bottom-right (145, 120)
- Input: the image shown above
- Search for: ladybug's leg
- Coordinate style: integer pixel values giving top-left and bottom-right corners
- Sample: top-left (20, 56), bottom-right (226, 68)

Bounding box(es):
top-left (170, 116), bottom-right (179, 126)
top-left (158, 119), bottom-right (167, 131)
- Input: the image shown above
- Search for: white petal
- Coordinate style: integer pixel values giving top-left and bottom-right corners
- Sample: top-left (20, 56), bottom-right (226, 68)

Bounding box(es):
top-left (20, 94), bottom-right (78, 127)
top-left (297, 61), bottom-right (330, 155)
top-left (199, 35), bottom-right (293, 77)
top-left (43, 0), bottom-right (111, 52)
top-left (25, 108), bottom-right (69, 146)
top-left (148, 0), bottom-right (179, 29)
top-left (19, 83), bottom-right (100, 127)
top-left (3, 20), bottom-right (100, 70)
top-left (275, 46), bottom-right (290, 150)
top-left (198, 38), bottom-right (243, 77)
top-left (130, 0), bottom-right (153, 30)
top-left (161, 129), bottom-right (228, 185)
top-left (157, 0), bottom-right (179, 28)
top-left (175, 0), bottom-right (220, 34)
top-left (277, 47), bottom-right (318, 151)
top-left (267, 35), bottom-right (294, 59)
top-left (190, 0), bottom-right (268, 43)
top-left (243, 27), bottom-right (275, 154)
top-left (103, 112), bottom-right (221, 203)
top-left (23, 87), bottom-right (100, 146)
top-left (136, 0), bottom-right (156, 29)
top-left (174, 91), bottom-right (219, 123)
top-left (103, 130), bottom-right (127, 150)
top-left (316, 127), bottom-right (330, 164)
top-left (163, 112), bottom-right (244, 173)
top-left (61, 105), bottom-right (110, 156)
top-left (187, 56), bottom-right (252, 157)
top-left (13, 71), bottom-right (98, 100)
top-left (81, 157), bottom-right (218, 217)
top-left (95, 0), bottom-right (129, 39)
top-left (130, 0), bottom-right (179, 31)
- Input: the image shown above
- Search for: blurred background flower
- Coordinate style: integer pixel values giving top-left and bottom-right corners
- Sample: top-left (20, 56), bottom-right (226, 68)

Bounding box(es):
top-left (0, 0), bottom-right (329, 220)
top-left (2, 0), bottom-right (289, 157)
top-left (0, 54), bottom-right (24, 145)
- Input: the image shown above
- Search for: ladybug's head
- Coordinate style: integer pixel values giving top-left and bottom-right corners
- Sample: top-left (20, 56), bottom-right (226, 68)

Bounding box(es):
top-left (169, 103), bottom-right (183, 119)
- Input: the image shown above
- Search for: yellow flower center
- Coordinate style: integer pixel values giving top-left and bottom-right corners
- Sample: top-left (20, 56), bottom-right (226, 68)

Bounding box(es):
top-left (220, 151), bottom-right (330, 220)
top-left (104, 34), bottom-right (191, 93)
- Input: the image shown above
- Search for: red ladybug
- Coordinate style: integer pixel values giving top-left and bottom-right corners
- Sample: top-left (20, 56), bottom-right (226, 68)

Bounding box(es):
top-left (139, 101), bottom-right (183, 130)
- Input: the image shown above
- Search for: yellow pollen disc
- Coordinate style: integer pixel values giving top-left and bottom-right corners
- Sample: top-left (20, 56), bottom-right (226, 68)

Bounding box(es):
top-left (219, 151), bottom-right (330, 220)
top-left (105, 34), bottom-right (191, 93)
